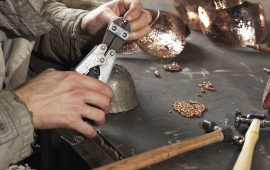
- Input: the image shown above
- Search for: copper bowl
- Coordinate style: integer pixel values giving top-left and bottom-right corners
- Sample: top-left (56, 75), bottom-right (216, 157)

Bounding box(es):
top-left (198, 1), bottom-right (268, 47)
top-left (118, 9), bottom-right (190, 58)
top-left (174, 0), bottom-right (245, 31)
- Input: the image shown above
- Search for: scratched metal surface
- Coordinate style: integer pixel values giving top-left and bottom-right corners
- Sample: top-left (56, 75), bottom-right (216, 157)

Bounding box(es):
top-left (97, 0), bottom-right (270, 169)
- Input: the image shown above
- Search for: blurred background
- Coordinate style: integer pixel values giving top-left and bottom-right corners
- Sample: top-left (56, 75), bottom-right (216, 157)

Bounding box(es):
top-left (100, 0), bottom-right (270, 47)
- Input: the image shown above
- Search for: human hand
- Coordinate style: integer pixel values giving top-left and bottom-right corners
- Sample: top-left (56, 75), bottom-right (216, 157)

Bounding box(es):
top-left (81, 0), bottom-right (152, 40)
top-left (15, 69), bottom-right (113, 138)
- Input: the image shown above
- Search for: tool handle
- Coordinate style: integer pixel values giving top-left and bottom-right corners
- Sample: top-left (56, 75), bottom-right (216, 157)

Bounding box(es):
top-left (256, 45), bottom-right (270, 54)
top-left (233, 119), bottom-right (260, 170)
top-left (258, 46), bottom-right (270, 53)
top-left (93, 130), bottom-right (224, 170)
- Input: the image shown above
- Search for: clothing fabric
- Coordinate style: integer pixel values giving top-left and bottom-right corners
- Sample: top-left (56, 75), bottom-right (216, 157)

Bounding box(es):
top-left (0, 1), bottom-right (96, 169)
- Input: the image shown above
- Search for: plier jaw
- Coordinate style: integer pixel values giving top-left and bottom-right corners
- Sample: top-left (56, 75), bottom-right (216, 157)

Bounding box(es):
top-left (75, 17), bottom-right (131, 83)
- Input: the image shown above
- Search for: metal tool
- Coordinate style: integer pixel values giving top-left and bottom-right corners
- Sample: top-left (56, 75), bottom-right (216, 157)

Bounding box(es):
top-left (75, 17), bottom-right (130, 82)
top-left (59, 17), bottom-right (131, 146)
top-left (92, 120), bottom-right (244, 170)
top-left (235, 111), bottom-right (270, 128)
top-left (203, 119), bottom-right (245, 145)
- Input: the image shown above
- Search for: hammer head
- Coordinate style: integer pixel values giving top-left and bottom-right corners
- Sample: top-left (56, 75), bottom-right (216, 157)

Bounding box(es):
top-left (203, 120), bottom-right (245, 145)
top-left (234, 111), bottom-right (269, 128)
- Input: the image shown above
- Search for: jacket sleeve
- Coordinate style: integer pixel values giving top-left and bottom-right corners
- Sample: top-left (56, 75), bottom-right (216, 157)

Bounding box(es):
top-left (0, 90), bottom-right (34, 170)
top-left (34, 0), bottom-right (98, 67)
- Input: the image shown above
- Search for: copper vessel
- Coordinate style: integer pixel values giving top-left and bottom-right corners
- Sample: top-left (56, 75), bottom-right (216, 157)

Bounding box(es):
top-left (118, 10), bottom-right (190, 58)
top-left (174, 0), bottom-right (245, 31)
top-left (174, 0), bottom-right (201, 30)
top-left (199, 1), bottom-right (268, 47)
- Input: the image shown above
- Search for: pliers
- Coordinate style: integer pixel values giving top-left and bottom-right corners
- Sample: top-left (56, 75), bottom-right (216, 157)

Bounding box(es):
top-left (59, 17), bottom-right (131, 146)
top-left (75, 17), bottom-right (131, 83)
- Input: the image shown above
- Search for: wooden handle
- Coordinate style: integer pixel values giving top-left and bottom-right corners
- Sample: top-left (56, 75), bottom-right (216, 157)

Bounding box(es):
top-left (256, 45), bottom-right (270, 53)
top-left (93, 130), bottom-right (224, 170)
top-left (233, 119), bottom-right (260, 170)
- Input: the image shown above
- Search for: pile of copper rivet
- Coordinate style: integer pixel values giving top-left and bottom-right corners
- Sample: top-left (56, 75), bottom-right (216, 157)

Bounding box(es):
top-left (172, 100), bottom-right (207, 118)
top-left (197, 81), bottom-right (216, 97)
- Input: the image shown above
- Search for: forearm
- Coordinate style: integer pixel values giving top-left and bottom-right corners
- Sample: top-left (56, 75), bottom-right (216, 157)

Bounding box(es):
top-left (0, 90), bottom-right (34, 170)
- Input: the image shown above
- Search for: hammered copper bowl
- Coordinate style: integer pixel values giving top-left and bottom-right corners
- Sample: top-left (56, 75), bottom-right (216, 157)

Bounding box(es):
top-left (198, 1), bottom-right (268, 47)
top-left (118, 9), bottom-right (190, 58)
top-left (136, 9), bottom-right (190, 58)
top-left (174, 0), bottom-right (245, 30)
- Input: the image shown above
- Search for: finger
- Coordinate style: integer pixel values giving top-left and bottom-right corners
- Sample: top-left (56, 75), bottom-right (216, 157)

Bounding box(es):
top-left (82, 105), bottom-right (106, 126)
top-left (128, 25), bottom-right (152, 40)
top-left (83, 90), bottom-right (112, 112)
top-left (130, 10), bottom-right (152, 32)
top-left (72, 120), bottom-right (97, 138)
top-left (123, 0), bottom-right (143, 21)
top-left (101, 7), bottom-right (119, 23)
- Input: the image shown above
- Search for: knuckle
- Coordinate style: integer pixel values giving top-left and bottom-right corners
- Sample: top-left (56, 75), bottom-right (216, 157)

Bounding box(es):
top-left (68, 87), bottom-right (85, 98)
top-left (104, 97), bottom-right (112, 110)
top-left (97, 84), bottom-right (112, 96)
top-left (63, 72), bottom-right (80, 82)
top-left (96, 110), bottom-right (106, 122)
top-left (87, 127), bottom-right (97, 138)
top-left (107, 88), bottom-right (113, 99)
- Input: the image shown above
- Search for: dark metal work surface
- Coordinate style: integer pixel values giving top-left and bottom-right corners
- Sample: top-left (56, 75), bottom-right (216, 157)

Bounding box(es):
top-left (95, 1), bottom-right (270, 170)
top-left (98, 31), bottom-right (270, 170)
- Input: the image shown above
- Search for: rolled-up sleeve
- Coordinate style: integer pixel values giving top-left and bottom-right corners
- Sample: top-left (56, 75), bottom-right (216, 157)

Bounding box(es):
top-left (0, 90), bottom-right (34, 170)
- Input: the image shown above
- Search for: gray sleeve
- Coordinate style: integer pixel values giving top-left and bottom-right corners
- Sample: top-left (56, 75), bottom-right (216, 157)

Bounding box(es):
top-left (0, 90), bottom-right (34, 170)
top-left (34, 1), bottom-right (91, 66)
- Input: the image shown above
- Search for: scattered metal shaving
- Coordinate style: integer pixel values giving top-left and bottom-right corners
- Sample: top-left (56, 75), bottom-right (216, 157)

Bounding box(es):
top-left (164, 62), bottom-right (182, 72)
top-left (197, 81), bottom-right (216, 97)
top-left (154, 70), bottom-right (161, 78)
top-left (263, 68), bottom-right (270, 75)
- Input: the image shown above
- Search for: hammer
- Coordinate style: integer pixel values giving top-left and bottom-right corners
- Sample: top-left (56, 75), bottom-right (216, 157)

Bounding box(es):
top-left (93, 120), bottom-right (244, 170)
top-left (233, 111), bottom-right (266, 170)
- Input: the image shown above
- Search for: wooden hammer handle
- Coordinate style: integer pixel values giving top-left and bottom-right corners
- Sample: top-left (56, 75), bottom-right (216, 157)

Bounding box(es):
top-left (93, 130), bottom-right (224, 170)
top-left (255, 44), bottom-right (270, 53)
top-left (233, 119), bottom-right (260, 170)
top-left (258, 46), bottom-right (270, 53)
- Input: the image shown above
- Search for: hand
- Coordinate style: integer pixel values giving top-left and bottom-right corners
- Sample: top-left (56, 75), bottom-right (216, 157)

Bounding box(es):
top-left (15, 69), bottom-right (113, 138)
top-left (81, 0), bottom-right (152, 40)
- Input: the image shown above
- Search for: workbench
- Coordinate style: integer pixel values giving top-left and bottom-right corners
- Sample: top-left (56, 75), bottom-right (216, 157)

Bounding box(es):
top-left (82, 1), bottom-right (270, 169)
top-left (92, 29), bottom-right (270, 169)
top-left (24, 1), bottom-right (270, 170)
